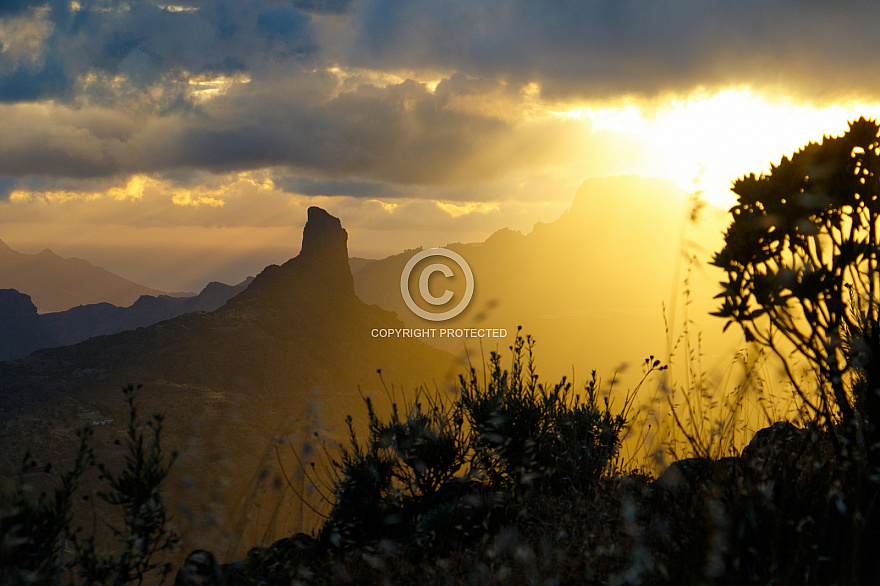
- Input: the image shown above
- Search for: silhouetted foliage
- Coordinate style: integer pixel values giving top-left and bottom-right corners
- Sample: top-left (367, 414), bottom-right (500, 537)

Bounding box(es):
top-left (0, 430), bottom-right (93, 584)
top-left (0, 385), bottom-right (178, 585)
top-left (76, 384), bottom-right (179, 585)
top-left (320, 386), bottom-right (474, 549)
top-left (712, 117), bottom-right (880, 440)
top-left (313, 329), bottom-right (658, 555)
top-left (460, 332), bottom-right (641, 491)
top-left (711, 117), bottom-right (880, 584)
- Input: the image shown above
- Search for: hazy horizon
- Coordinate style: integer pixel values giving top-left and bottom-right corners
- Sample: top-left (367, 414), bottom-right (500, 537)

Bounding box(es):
top-left (3, 3), bottom-right (880, 294)
top-left (3, 173), bottom-right (714, 294)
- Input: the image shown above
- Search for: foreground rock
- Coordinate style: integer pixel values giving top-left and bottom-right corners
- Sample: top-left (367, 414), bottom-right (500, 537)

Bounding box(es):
top-left (0, 289), bottom-right (57, 361)
top-left (651, 421), bottom-right (856, 585)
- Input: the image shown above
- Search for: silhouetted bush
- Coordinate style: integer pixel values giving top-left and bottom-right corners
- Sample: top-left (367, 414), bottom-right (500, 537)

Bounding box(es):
top-left (75, 384), bottom-right (179, 585)
top-left (319, 387), bottom-right (471, 549)
top-left (314, 329), bottom-right (656, 555)
top-left (461, 332), bottom-right (637, 492)
top-left (0, 429), bottom-right (92, 584)
top-left (711, 118), bottom-right (880, 583)
top-left (0, 384), bottom-right (178, 585)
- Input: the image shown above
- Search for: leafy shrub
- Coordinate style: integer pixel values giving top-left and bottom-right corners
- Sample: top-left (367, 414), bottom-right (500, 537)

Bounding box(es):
top-left (710, 118), bottom-right (880, 582)
top-left (712, 117), bottom-right (880, 441)
top-left (0, 430), bottom-right (93, 585)
top-left (460, 331), bottom-right (642, 491)
top-left (320, 389), bottom-right (469, 548)
top-left (0, 384), bottom-right (178, 585)
top-left (317, 330), bottom-right (662, 553)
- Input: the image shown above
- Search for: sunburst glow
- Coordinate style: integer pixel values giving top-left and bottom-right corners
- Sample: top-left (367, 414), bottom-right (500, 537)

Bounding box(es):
top-left (558, 89), bottom-right (880, 208)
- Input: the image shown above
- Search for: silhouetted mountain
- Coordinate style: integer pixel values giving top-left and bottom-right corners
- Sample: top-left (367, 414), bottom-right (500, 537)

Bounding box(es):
top-left (0, 207), bottom-right (457, 552)
top-left (354, 176), bottom-right (730, 380)
top-left (0, 240), bottom-right (164, 312)
top-left (39, 277), bottom-right (254, 347)
top-left (0, 289), bottom-right (58, 361)
top-left (349, 257), bottom-right (377, 274)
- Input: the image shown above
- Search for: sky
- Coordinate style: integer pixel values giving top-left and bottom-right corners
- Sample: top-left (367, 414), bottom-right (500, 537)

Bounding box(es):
top-left (2, 0), bottom-right (880, 291)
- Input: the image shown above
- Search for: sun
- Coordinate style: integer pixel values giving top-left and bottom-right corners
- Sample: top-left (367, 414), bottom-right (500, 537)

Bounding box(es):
top-left (557, 89), bottom-right (880, 209)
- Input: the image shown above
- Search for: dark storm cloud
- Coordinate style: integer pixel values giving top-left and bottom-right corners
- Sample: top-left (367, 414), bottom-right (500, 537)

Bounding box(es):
top-left (0, 177), bottom-right (17, 200)
top-left (289, 0), bottom-right (352, 14)
top-left (0, 0), bottom-right (33, 17)
top-left (0, 56), bottom-right (70, 102)
top-left (348, 0), bottom-right (880, 99)
top-left (274, 177), bottom-right (389, 198)
top-left (0, 1), bottom-right (317, 104)
top-left (0, 73), bottom-right (577, 186)
top-left (12, 0), bottom-right (877, 110)
top-left (3, 0), bottom-right (878, 189)
top-left (124, 76), bottom-right (532, 184)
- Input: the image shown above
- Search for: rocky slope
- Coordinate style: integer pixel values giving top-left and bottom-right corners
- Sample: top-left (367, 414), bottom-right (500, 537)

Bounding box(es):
top-left (0, 289), bottom-right (57, 361)
top-left (0, 207), bottom-right (458, 555)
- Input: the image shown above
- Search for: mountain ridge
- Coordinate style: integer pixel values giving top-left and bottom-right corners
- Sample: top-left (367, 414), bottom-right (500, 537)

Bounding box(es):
top-left (0, 239), bottom-right (164, 312)
top-left (0, 207), bottom-right (458, 554)
top-left (353, 175), bottom-right (730, 381)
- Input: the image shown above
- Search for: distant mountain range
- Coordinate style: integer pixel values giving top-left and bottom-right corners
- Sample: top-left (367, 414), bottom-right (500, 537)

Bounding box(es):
top-left (0, 240), bottom-right (164, 313)
top-left (0, 207), bottom-right (457, 553)
top-left (0, 255), bottom-right (379, 362)
top-left (353, 176), bottom-right (731, 380)
top-left (0, 277), bottom-right (255, 362)
top-left (39, 277), bottom-right (254, 348)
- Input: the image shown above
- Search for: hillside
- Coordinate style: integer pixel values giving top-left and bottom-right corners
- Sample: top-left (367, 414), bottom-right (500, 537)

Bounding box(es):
top-left (0, 207), bottom-right (458, 555)
top-left (0, 289), bottom-right (57, 362)
top-left (0, 240), bottom-right (164, 312)
top-left (39, 277), bottom-right (254, 348)
top-left (354, 176), bottom-right (731, 382)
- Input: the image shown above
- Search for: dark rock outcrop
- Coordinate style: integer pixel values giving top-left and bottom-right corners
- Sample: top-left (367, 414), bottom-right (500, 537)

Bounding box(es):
top-left (651, 422), bottom-right (844, 585)
top-left (299, 207), bottom-right (353, 288)
top-left (0, 289), bottom-right (57, 361)
top-left (174, 550), bottom-right (221, 586)
top-left (654, 456), bottom-right (742, 496)
top-left (741, 420), bottom-right (835, 478)
top-left (229, 207), bottom-right (354, 309)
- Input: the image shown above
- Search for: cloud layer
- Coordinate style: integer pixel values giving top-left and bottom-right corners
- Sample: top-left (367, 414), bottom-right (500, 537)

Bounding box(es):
top-left (2, 0), bottom-right (879, 291)
top-left (1, 1), bottom-right (877, 190)
top-left (349, 0), bottom-right (880, 100)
